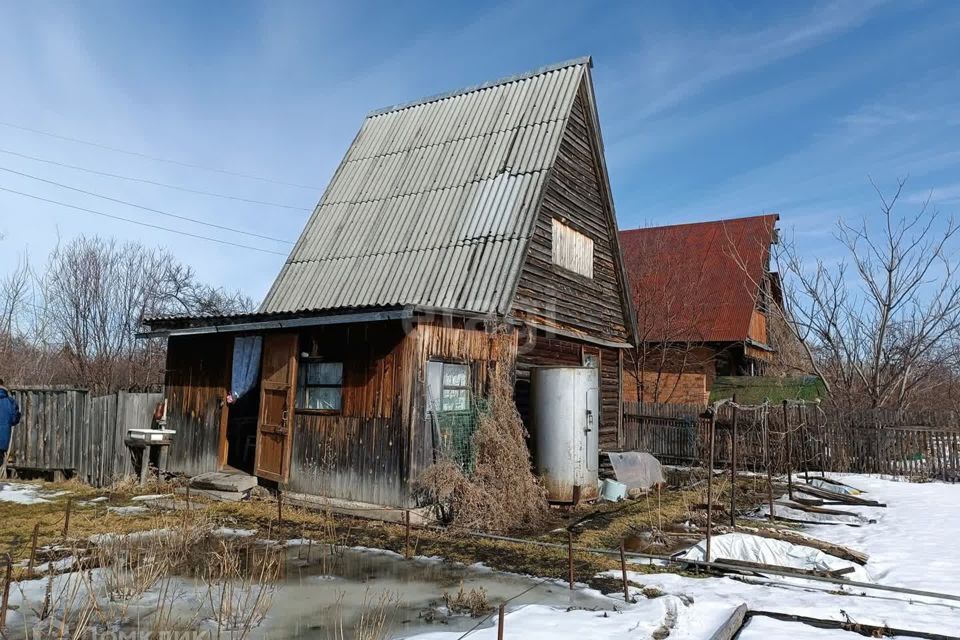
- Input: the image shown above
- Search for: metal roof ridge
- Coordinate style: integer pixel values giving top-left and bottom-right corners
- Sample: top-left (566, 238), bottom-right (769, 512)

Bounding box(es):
top-left (366, 56), bottom-right (592, 118)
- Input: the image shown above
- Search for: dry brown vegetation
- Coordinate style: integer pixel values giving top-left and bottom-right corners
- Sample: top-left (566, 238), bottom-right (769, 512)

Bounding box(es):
top-left (417, 329), bottom-right (549, 533)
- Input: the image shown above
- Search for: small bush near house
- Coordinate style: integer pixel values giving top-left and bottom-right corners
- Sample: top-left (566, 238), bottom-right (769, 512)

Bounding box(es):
top-left (417, 328), bottom-right (549, 533)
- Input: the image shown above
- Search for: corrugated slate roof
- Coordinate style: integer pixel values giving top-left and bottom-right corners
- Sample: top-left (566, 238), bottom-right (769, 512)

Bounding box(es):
top-left (259, 58), bottom-right (590, 316)
top-left (619, 214), bottom-right (779, 343)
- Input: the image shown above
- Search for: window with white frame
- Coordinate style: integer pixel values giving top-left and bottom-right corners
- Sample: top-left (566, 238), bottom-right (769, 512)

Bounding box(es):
top-left (426, 360), bottom-right (474, 470)
top-left (551, 218), bottom-right (594, 278)
top-left (296, 360), bottom-right (343, 411)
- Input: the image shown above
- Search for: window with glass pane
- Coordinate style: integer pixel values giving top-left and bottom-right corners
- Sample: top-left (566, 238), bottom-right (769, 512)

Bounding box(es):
top-left (296, 360), bottom-right (343, 411)
top-left (426, 360), bottom-right (474, 470)
top-left (441, 363), bottom-right (469, 411)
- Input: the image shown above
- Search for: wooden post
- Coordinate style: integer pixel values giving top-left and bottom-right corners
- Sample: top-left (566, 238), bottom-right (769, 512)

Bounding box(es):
top-left (28, 523), bottom-right (40, 577)
top-left (277, 491), bottom-right (283, 524)
top-left (185, 484), bottom-right (191, 510)
top-left (797, 404), bottom-right (805, 479)
top-left (497, 603), bottom-right (505, 640)
top-left (0, 554), bottom-right (11, 629)
top-left (619, 540), bottom-right (630, 603)
top-left (765, 410), bottom-right (775, 523)
top-left (567, 530), bottom-right (574, 590)
top-left (62, 498), bottom-right (72, 543)
top-left (404, 510), bottom-right (412, 560)
top-left (783, 401), bottom-right (793, 501)
top-left (730, 396), bottom-right (738, 528)
top-left (706, 407), bottom-right (717, 563)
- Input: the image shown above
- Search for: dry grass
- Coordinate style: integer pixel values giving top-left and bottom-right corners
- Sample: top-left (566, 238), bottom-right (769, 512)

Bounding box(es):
top-left (442, 582), bottom-right (492, 617)
top-left (202, 538), bottom-right (283, 636)
top-left (417, 328), bottom-right (549, 533)
top-left (328, 589), bottom-right (399, 640)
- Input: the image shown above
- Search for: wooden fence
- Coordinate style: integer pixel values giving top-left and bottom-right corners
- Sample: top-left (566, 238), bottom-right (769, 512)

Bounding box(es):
top-left (8, 388), bottom-right (163, 486)
top-left (622, 401), bottom-right (960, 480)
top-left (621, 401), bottom-right (703, 464)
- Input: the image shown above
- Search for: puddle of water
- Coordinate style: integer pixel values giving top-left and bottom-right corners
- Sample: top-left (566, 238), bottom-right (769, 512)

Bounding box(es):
top-left (256, 545), bottom-right (614, 639)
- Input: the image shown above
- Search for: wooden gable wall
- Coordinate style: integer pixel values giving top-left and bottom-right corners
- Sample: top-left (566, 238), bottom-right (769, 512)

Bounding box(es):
top-left (510, 83), bottom-right (631, 345)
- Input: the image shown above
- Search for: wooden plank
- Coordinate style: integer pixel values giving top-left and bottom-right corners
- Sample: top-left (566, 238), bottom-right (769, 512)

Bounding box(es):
top-left (707, 604), bottom-right (748, 640)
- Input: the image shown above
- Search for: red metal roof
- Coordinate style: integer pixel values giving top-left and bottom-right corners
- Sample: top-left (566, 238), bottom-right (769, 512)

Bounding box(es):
top-left (618, 214), bottom-right (779, 344)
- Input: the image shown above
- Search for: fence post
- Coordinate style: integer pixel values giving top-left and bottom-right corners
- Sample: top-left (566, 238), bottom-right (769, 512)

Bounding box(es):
top-left (28, 522), bottom-right (40, 577)
top-left (62, 498), bottom-right (72, 544)
top-left (706, 407), bottom-right (716, 563)
top-left (0, 554), bottom-right (10, 629)
top-left (619, 540), bottom-right (630, 603)
top-left (730, 395), bottom-right (738, 528)
top-left (567, 530), bottom-right (574, 590)
top-left (497, 603), bottom-right (506, 640)
top-left (404, 509), bottom-right (412, 560)
top-left (765, 410), bottom-right (775, 523)
top-left (783, 400), bottom-right (793, 501)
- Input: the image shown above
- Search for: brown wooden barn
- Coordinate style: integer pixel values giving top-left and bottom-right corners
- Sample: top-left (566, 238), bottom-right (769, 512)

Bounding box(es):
top-left (140, 57), bottom-right (635, 509)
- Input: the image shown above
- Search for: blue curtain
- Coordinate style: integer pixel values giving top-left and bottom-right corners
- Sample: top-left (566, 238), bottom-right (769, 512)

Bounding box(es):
top-left (231, 336), bottom-right (262, 400)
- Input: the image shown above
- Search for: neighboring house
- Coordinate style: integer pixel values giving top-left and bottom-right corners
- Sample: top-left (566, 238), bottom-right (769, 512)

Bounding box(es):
top-left (618, 214), bottom-right (782, 405)
top-left (140, 57), bottom-right (635, 509)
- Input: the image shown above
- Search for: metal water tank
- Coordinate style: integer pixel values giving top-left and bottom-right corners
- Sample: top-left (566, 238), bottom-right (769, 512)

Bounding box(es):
top-left (530, 366), bottom-right (599, 503)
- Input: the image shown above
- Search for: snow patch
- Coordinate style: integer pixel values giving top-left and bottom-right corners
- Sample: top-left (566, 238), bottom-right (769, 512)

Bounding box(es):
top-left (0, 483), bottom-right (50, 504)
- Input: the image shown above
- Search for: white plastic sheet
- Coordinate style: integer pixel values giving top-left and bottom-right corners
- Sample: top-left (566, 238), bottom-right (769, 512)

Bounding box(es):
top-left (607, 451), bottom-right (665, 491)
top-left (679, 533), bottom-right (872, 582)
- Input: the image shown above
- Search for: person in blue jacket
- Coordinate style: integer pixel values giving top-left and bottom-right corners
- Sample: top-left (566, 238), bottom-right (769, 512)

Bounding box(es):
top-left (0, 379), bottom-right (21, 477)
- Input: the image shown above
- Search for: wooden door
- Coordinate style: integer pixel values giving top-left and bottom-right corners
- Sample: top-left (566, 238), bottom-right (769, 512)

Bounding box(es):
top-left (255, 333), bottom-right (298, 482)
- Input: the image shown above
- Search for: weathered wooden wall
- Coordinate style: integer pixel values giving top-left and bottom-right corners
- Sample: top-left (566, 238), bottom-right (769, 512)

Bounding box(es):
top-left (511, 85), bottom-right (631, 346)
top-left (410, 318), bottom-right (517, 485)
top-left (287, 318), bottom-right (516, 507)
top-left (9, 388), bottom-right (161, 486)
top-left (164, 333), bottom-right (231, 477)
top-left (287, 322), bottom-right (410, 506)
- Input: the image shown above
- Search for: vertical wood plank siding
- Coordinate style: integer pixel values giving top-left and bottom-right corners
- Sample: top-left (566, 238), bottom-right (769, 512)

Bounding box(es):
top-left (164, 334), bottom-right (231, 477)
top-left (287, 322), bottom-right (410, 506)
top-left (287, 319), bottom-right (516, 507)
top-left (511, 89), bottom-right (629, 345)
top-left (9, 388), bottom-right (161, 486)
top-left (410, 319), bottom-right (518, 487)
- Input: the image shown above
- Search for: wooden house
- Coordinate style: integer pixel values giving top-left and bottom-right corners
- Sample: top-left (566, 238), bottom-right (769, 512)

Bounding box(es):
top-left (141, 57), bottom-right (635, 509)
top-left (618, 214), bottom-right (782, 405)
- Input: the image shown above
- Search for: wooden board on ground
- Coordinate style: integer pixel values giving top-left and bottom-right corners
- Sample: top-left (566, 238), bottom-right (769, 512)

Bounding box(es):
top-left (776, 500), bottom-right (861, 518)
top-left (796, 484), bottom-right (886, 507)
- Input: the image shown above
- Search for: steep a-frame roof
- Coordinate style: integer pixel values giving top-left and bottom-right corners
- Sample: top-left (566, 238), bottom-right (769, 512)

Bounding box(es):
top-left (259, 58), bottom-right (592, 316)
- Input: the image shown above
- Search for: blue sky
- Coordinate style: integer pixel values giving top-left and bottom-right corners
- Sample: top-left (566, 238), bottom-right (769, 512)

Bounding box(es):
top-left (1, 1), bottom-right (958, 303)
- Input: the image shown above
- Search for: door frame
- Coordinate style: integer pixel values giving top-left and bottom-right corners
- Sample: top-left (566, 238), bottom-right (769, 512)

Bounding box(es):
top-left (217, 337), bottom-right (234, 470)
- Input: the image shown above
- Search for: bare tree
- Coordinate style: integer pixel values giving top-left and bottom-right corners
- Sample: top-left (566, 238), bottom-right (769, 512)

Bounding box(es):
top-left (777, 178), bottom-right (960, 409)
top-left (11, 235), bottom-right (255, 392)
